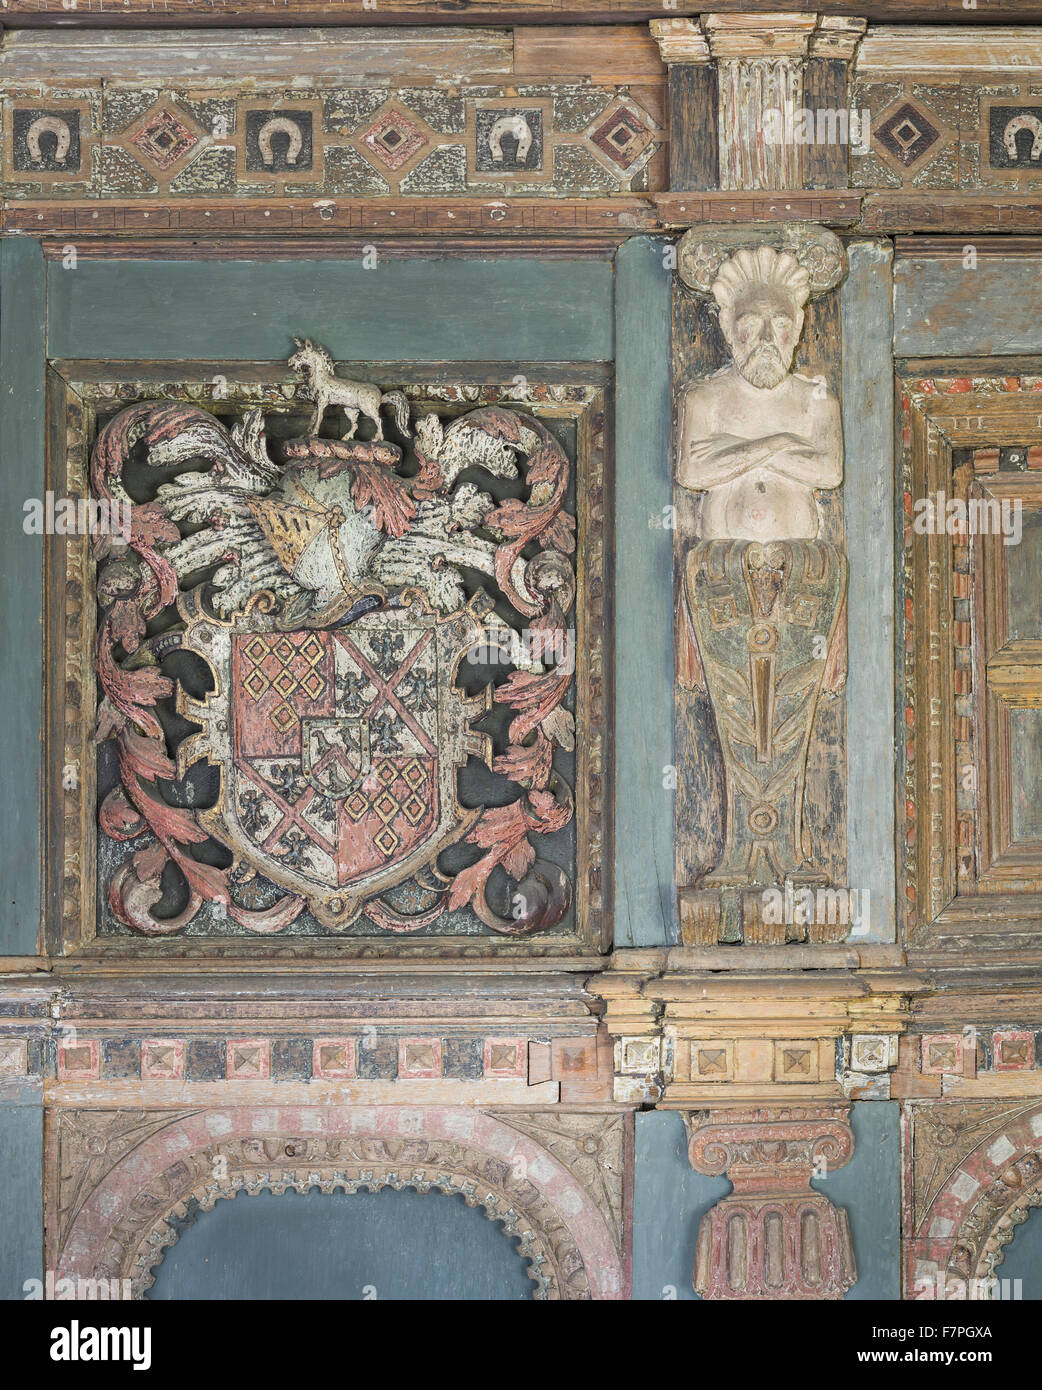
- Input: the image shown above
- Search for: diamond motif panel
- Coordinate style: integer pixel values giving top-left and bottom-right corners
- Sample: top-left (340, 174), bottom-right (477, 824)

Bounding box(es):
top-left (589, 104), bottom-right (652, 170)
top-left (131, 108), bottom-right (200, 171)
top-left (875, 101), bottom-right (941, 169)
top-left (360, 108), bottom-right (428, 171)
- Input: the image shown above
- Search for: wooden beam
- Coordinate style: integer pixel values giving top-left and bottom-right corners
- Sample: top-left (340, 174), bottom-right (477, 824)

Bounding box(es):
top-left (0, 2), bottom-right (1034, 28)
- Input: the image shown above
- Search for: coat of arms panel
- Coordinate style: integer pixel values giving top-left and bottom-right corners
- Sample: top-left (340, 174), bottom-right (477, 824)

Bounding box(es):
top-left (50, 352), bottom-right (608, 952)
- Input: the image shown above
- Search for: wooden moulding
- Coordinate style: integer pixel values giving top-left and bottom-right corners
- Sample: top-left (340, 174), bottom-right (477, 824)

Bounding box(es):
top-left (0, 24), bottom-right (664, 82)
top-left (0, 1), bottom-right (1036, 25)
top-left (22, 194), bottom-right (1042, 238)
top-left (899, 369), bottom-right (1042, 956)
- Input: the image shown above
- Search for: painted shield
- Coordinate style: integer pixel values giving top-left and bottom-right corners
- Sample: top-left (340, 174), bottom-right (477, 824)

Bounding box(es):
top-left (183, 603), bottom-right (490, 927)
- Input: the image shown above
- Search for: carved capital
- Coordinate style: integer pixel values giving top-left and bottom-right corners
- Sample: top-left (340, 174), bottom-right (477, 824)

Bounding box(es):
top-left (649, 18), bottom-right (711, 67)
top-left (701, 13), bottom-right (818, 62)
top-left (809, 16), bottom-right (867, 62)
top-left (686, 1105), bottom-right (854, 1188)
top-left (685, 1105), bottom-right (856, 1299)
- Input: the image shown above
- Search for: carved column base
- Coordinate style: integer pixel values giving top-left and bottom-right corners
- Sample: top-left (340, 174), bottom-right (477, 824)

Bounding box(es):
top-left (686, 1106), bottom-right (856, 1300)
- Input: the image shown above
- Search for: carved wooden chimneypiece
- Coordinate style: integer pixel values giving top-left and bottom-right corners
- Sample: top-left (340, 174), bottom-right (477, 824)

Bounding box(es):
top-left (1, 5), bottom-right (1041, 1316)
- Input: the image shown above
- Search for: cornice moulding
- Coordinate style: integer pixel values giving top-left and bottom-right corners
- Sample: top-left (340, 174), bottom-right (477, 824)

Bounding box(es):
top-left (858, 26), bottom-right (1042, 74)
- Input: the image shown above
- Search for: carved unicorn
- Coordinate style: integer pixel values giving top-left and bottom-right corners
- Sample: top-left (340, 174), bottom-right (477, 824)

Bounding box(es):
top-left (288, 338), bottom-right (412, 441)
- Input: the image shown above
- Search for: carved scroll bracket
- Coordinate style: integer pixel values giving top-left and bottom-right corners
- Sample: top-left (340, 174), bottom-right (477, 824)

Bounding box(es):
top-left (685, 1105), bottom-right (856, 1299)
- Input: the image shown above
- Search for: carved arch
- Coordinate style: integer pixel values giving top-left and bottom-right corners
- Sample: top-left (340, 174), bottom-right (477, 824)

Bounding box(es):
top-left (54, 1107), bottom-right (625, 1301)
top-left (908, 1104), bottom-right (1042, 1296)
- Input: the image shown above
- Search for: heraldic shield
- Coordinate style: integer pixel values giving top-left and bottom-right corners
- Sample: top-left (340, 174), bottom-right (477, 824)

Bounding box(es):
top-left (91, 342), bottom-right (580, 939)
top-left (185, 602), bottom-right (488, 930)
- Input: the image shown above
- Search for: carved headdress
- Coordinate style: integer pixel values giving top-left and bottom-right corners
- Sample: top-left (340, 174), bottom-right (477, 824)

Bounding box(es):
top-left (677, 223), bottom-right (847, 305)
top-left (709, 245), bottom-right (810, 313)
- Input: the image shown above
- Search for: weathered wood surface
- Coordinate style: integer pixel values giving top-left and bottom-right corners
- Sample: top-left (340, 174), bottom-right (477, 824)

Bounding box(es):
top-left (841, 240), bottom-right (896, 943)
top-left (858, 25), bottom-right (1042, 73)
top-left (614, 235), bottom-right (675, 948)
top-left (895, 253), bottom-right (1042, 357)
top-left (0, 1104), bottom-right (43, 1300)
top-left (19, 193), bottom-right (1042, 240)
top-left (46, 254), bottom-right (615, 362)
top-left (0, 237), bottom-right (45, 957)
top-left (0, 26), bottom-right (516, 80)
top-left (667, 65), bottom-right (717, 194)
top-left (0, 0), bottom-right (1031, 25)
top-left (2, 198), bottom-right (664, 238)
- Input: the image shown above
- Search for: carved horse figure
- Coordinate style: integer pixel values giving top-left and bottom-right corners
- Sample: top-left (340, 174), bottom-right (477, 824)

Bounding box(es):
top-left (1004, 113), bottom-right (1042, 163)
top-left (289, 338), bottom-right (412, 441)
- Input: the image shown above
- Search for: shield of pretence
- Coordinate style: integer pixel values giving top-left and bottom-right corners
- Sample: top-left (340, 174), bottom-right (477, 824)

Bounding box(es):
top-left (180, 601), bottom-right (491, 929)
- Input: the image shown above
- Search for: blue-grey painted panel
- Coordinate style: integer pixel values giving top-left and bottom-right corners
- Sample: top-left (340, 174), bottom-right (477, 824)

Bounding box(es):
top-left (0, 1103), bottom-right (42, 1300)
top-left (989, 1204), bottom-right (1042, 1300)
top-left (147, 1186), bottom-right (536, 1301)
top-left (632, 1110), bottom-right (728, 1299)
top-left (614, 236), bottom-right (675, 947)
top-left (47, 257), bottom-right (614, 364)
top-left (842, 241), bottom-right (896, 942)
top-left (895, 255), bottom-right (1042, 357)
top-left (0, 237), bottom-right (45, 954)
top-left (632, 1103), bottom-right (900, 1300)
top-left (814, 1102), bottom-right (901, 1301)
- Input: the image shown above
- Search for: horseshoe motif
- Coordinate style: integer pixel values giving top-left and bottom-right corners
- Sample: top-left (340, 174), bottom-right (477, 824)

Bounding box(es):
top-left (1003, 113), bottom-right (1042, 162)
top-left (258, 115), bottom-right (304, 167)
top-left (26, 114), bottom-right (72, 166)
top-left (487, 113), bottom-right (534, 165)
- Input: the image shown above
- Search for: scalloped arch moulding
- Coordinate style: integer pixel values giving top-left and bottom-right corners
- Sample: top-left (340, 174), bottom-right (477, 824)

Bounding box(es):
top-left (51, 1105), bottom-right (626, 1301)
top-left (906, 1103), bottom-right (1042, 1299)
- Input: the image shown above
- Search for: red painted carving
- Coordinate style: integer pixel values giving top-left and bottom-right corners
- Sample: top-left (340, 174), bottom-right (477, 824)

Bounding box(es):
top-left (687, 1107), bottom-right (856, 1300)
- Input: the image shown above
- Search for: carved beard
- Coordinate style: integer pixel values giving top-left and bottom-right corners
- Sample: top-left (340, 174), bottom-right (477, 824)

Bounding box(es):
top-left (736, 344), bottom-right (790, 390)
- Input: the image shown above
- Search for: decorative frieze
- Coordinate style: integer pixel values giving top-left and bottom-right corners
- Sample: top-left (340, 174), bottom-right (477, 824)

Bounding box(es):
top-left (1, 68), bottom-right (665, 202)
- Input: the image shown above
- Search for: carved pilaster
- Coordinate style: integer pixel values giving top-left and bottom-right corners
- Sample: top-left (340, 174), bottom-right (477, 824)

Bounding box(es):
top-left (703, 13), bottom-right (817, 192)
top-left (652, 13), bottom-right (867, 193)
top-left (686, 1106), bottom-right (856, 1300)
top-left (650, 19), bottom-right (717, 192)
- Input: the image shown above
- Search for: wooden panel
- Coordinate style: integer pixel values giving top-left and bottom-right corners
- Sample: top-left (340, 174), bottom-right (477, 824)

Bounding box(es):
top-left (900, 377), bottom-right (1042, 950)
top-left (804, 57), bottom-right (849, 191)
top-left (0, 27), bottom-right (515, 82)
top-left (0, 237), bottom-right (44, 956)
top-left (0, 1103), bottom-right (43, 1299)
top-left (668, 65), bottom-right (718, 193)
top-left (46, 255), bottom-right (615, 363)
top-left (842, 241), bottom-right (896, 943)
top-left (149, 1186), bottom-right (539, 1300)
top-left (0, 1), bottom-right (1033, 24)
top-left (513, 25), bottom-right (663, 80)
top-left (614, 235), bottom-right (675, 947)
top-left (895, 253), bottom-right (1042, 357)
top-left (858, 26), bottom-right (1042, 74)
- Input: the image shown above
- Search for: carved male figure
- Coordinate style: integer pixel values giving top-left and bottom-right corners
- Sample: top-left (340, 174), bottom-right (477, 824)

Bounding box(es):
top-left (677, 244), bottom-right (842, 542)
top-left (676, 234), bottom-right (848, 937)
